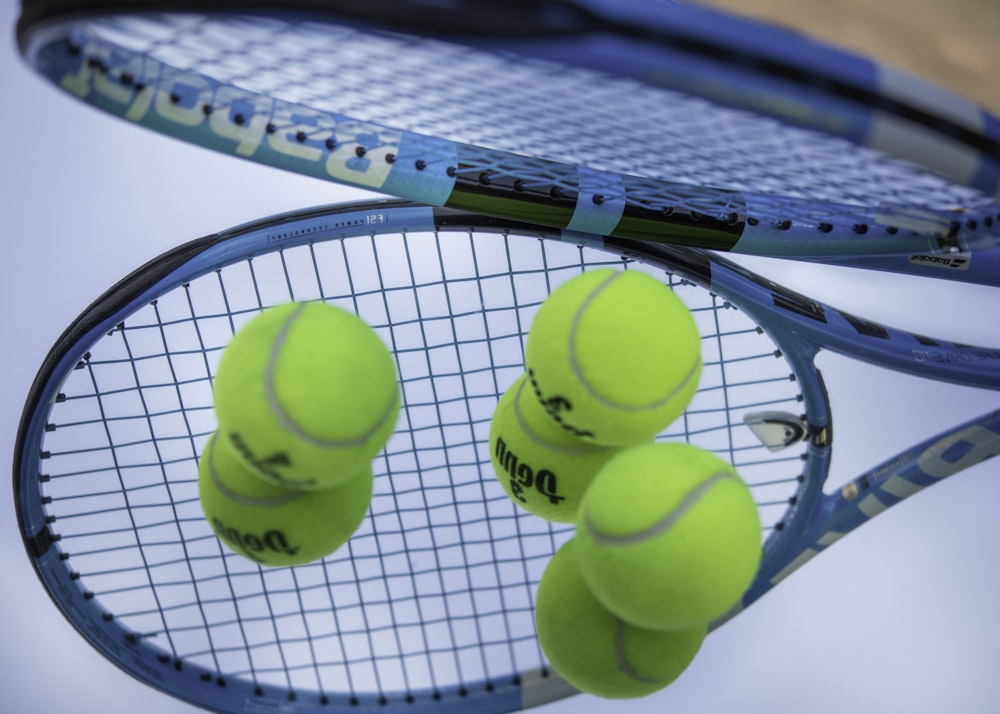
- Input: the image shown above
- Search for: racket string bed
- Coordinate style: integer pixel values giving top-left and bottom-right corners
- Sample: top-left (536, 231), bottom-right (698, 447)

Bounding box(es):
top-left (24, 211), bottom-right (810, 709)
top-left (77, 14), bottom-right (969, 205)
top-left (28, 12), bottom-right (1000, 252)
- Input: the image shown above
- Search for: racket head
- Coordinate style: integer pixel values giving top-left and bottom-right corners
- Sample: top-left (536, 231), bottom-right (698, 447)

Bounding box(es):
top-left (16, 200), bottom-right (818, 712)
top-left (15, 0), bottom-right (1000, 260)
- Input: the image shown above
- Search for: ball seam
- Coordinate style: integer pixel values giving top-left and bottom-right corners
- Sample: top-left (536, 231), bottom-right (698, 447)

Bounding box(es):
top-left (614, 619), bottom-right (670, 685)
top-left (567, 272), bottom-right (701, 412)
top-left (265, 302), bottom-right (399, 448)
top-left (582, 470), bottom-right (736, 546)
top-left (207, 436), bottom-right (301, 508)
top-left (513, 378), bottom-right (607, 457)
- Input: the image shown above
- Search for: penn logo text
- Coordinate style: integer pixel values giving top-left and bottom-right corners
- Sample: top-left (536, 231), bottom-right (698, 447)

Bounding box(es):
top-left (493, 435), bottom-right (564, 506)
top-left (526, 369), bottom-right (595, 439)
top-left (211, 518), bottom-right (299, 561)
top-left (227, 432), bottom-right (318, 487)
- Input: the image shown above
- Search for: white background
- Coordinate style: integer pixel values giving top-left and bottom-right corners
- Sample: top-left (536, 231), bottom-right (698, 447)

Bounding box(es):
top-left (3, 2), bottom-right (1000, 712)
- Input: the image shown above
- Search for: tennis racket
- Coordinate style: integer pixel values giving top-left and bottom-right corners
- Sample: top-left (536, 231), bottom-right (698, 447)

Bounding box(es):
top-left (15, 0), bottom-right (1000, 282)
top-left (15, 199), bottom-right (1000, 713)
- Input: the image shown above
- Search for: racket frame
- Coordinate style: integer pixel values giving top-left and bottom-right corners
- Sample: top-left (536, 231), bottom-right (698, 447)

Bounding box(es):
top-left (14, 200), bottom-right (1000, 711)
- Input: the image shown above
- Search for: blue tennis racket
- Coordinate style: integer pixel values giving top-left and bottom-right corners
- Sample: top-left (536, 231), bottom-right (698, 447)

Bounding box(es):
top-left (15, 0), bottom-right (1000, 283)
top-left (15, 199), bottom-right (1000, 713)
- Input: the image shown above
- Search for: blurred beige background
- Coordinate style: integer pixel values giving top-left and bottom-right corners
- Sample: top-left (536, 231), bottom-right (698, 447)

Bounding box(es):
top-left (699, 0), bottom-right (1000, 114)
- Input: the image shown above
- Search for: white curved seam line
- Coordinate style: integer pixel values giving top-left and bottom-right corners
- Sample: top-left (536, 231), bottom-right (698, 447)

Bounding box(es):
top-left (584, 471), bottom-right (734, 547)
top-left (567, 272), bottom-right (700, 412)
top-left (264, 303), bottom-right (399, 448)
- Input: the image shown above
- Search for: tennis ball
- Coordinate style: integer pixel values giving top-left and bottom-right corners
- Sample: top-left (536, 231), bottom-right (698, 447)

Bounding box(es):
top-left (575, 442), bottom-right (761, 630)
top-left (198, 432), bottom-right (372, 567)
top-left (213, 301), bottom-right (399, 490)
top-left (525, 269), bottom-right (701, 446)
top-left (489, 374), bottom-right (626, 523)
top-left (535, 539), bottom-right (706, 699)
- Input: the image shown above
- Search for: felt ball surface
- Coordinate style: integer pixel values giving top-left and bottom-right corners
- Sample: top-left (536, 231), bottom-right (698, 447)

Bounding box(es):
top-left (525, 269), bottom-right (701, 446)
top-left (198, 432), bottom-right (372, 567)
top-left (575, 442), bottom-right (761, 630)
top-left (213, 301), bottom-right (399, 490)
top-left (535, 538), bottom-right (706, 699)
top-left (489, 374), bottom-right (626, 522)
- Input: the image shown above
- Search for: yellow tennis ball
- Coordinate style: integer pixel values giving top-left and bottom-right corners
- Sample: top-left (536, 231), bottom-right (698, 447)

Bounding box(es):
top-left (535, 538), bottom-right (706, 699)
top-left (575, 442), bottom-right (761, 630)
top-left (213, 301), bottom-right (400, 490)
top-left (489, 374), bottom-right (626, 523)
top-left (525, 269), bottom-right (701, 446)
top-left (198, 432), bottom-right (372, 567)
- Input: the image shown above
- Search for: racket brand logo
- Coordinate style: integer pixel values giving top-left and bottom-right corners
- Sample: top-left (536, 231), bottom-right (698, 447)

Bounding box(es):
top-left (527, 369), bottom-right (596, 440)
top-left (493, 435), bottom-right (564, 506)
top-left (912, 349), bottom-right (1000, 364)
top-left (209, 518), bottom-right (299, 562)
top-left (55, 41), bottom-right (406, 191)
top-left (908, 254), bottom-right (971, 270)
top-left (917, 424), bottom-right (1000, 479)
